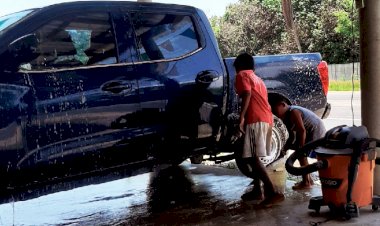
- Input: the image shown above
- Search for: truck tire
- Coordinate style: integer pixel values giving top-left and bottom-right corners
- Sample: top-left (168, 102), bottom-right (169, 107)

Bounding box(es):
top-left (235, 115), bottom-right (288, 171)
top-left (259, 115), bottom-right (289, 166)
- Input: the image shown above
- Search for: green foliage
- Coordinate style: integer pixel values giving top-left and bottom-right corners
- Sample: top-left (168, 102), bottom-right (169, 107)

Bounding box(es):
top-left (334, 11), bottom-right (352, 35)
top-left (212, 0), bottom-right (359, 64)
top-left (209, 16), bottom-right (221, 36)
top-left (259, 0), bottom-right (282, 12)
top-left (333, 2), bottom-right (359, 40)
top-left (329, 80), bottom-right (360, 91)
top-left (215, 0), bottom-right (287, 57)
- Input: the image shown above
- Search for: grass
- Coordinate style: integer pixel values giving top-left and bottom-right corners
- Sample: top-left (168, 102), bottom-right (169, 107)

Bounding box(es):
top-left (329, 80), bottom-right (360, 91)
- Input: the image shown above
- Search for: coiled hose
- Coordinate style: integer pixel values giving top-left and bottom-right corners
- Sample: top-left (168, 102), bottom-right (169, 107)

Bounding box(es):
top-left (285, 138), bottom-right (329, 176)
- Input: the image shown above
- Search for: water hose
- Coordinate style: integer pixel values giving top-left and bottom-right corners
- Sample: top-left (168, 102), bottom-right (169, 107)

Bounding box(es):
top-left (285, 138), bottom-right (329, 176)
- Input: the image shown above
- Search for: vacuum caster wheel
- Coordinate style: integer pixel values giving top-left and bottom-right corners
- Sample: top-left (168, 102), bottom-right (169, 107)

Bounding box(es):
top-left (372, 205), bottom-right (379, 211)
top-left (327, 203), bottom-right (336, 214)
top-left (344, 202), bottom-right (359, 219)
top-left (309, 196), bottom-right (323, 213)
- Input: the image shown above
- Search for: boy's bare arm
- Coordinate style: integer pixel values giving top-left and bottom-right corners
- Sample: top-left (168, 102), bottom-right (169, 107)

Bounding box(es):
top-left (290, 109), bottom-right (306, 148)
top-left (239, 90), bottom-right (251, 133)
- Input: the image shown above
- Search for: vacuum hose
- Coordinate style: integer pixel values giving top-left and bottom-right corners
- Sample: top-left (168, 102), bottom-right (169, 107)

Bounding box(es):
top-left (285, 138), bottom-right (329, 176)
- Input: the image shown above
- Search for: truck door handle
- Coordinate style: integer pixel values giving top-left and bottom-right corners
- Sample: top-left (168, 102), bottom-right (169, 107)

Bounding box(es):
top-left (101, 81), bottom-right (133, 94)
top-left (196, 70), bottom-right (220, 84)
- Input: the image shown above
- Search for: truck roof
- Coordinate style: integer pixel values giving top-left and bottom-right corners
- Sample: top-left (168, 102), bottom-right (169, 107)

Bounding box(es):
top-left (31, 1), bottom-right (199, 15)
top-left (0, 1), bottom-right (204, 49)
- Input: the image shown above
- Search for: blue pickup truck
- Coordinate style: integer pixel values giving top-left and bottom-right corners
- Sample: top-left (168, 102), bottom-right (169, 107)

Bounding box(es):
top-left (0, 1), bottom-right (330, 186)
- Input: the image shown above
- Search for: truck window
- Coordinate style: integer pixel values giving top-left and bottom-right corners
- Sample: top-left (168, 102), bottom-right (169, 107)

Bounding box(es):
top-left (131, 13), bottom-right (200, 61)
top-left (20, 12), bottom-right (117, 71)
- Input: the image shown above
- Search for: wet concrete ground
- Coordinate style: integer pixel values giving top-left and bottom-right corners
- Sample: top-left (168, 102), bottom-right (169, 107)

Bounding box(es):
top-left (1, 158), bottom-right (380, 226)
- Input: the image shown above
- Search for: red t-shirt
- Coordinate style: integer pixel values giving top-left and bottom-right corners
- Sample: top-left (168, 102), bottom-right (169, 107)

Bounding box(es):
top-left (235, 70), bottom-right (273, 125)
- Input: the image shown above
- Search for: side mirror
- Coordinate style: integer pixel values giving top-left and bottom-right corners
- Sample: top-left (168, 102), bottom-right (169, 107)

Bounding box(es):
top-left (8, 33), bottom-right (39, 66)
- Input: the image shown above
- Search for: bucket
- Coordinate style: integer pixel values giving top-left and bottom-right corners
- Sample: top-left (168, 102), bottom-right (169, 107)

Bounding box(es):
top-left (266, 157), bottom-right (287, 193)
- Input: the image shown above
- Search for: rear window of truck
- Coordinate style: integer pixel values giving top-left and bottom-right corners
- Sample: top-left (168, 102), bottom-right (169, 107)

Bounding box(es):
top-left (130, 13), bottom-right (200, 62)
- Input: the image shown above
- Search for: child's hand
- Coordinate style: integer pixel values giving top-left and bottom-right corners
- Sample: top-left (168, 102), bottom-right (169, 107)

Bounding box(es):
top-left (230, 127), bottom-right (243, 144)
top-left (239, 120), bottom-right (245, 134)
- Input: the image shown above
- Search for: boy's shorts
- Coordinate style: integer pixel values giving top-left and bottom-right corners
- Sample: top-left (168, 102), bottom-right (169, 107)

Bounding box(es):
top-left (242, 122), bottom-right (272, 158)
top-left (308, 126), bottom-right (326, 158)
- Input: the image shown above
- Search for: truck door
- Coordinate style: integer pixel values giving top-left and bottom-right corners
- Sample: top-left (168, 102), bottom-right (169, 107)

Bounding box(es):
top-left (14, 10), bottom-right (143, 170)
top-left (127, 10), bottom-right (224, 157)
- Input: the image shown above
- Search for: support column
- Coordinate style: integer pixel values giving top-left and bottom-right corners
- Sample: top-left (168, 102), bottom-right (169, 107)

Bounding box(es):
top-left (359, 0), bottom-right (380, 195)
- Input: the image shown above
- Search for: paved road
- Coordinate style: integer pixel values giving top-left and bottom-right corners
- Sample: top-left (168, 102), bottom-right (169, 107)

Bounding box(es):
top-left (323, 91), bottom-right (361, 130)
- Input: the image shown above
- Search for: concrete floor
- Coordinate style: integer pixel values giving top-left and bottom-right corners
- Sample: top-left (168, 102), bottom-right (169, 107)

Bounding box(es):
top-left (1, 157), bottom-right (379, 226)
top-left (113, 158), bottom-right (380, 226)
top-left (206, 158), bottom-right (380, 226)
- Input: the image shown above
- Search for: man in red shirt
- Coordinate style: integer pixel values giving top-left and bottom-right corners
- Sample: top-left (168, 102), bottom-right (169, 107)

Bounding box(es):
top-left (234, 53), bottom-right (284, 205)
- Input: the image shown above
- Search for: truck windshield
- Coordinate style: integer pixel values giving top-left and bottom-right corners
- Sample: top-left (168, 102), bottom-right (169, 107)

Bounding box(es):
top-left (0, 10), bottom-right (34, 32)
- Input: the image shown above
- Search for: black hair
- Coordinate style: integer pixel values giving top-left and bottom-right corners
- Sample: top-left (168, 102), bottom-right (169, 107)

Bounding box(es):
top-left (233, 53), bottom-right (255, 72)
top-left (270, 95), bottom-right (291, 108)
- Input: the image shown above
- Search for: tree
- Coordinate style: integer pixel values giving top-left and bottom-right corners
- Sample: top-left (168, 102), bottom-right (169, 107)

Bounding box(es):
top-left (216, 0), bottom-right (288, 57)
top-left (292, 0), bottom-right (359, 63)
top-left (213, 0), bottom-right (359, 64)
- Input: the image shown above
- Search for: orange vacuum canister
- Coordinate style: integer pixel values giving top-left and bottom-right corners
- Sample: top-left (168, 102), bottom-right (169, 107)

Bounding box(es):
top-left (286, 125), bottom-right (380, 219)
top-left (315, 147), bottom-right (375, 208)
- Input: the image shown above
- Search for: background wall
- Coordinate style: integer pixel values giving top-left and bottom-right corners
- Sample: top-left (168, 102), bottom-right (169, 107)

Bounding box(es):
top-left (328, 62), bottom-right (360, 81)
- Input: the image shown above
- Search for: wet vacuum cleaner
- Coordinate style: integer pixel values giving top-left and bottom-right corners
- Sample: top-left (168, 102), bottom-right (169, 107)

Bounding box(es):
top-left (285, 125), bottom-right (380, 220)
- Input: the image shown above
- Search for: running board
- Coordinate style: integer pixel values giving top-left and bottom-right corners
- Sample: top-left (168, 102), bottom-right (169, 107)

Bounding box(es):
top-left (205, 153), bottom-right (235, 164)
